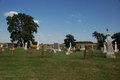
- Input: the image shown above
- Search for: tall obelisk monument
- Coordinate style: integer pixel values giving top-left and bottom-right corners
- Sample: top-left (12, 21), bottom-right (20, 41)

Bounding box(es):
top-left (106, 28), bottom-right (116, 58)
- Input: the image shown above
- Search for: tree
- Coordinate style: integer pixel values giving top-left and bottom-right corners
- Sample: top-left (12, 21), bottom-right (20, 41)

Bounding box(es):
top-left (92, 31), bottom-right (106, 49)
top-left (64, 34), bottom-right (76, 48)
top-left (6, 13), bottom-right (39, 47)
top-left (111, 32), bottom-right (120, 50)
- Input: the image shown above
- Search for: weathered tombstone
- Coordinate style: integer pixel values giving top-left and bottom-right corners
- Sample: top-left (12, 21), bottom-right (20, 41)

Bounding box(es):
top-left (17, 43), bottom-right (20, 48)
top-left (92, 45), bottom-right (94, 51)
top-left (106, 28), bottom-right (116, 58)
top-left (66, 43), bottom-right (72, 55)
top-left (1, 44), bottom-right (4, 51)
top-left (80, 45), bottom-right (85, 50)
top-left (24, 42), bottom-right (27, 50)
top-left (0, 47), bottom-right (2, 54)
top-left (70, 43), bottom-right (72, 49)
top-left (1, 44), bottom-right (3, 47)
top-left (103, 42), bottom-right (107, 54)
top-left (54, 43), bottom-right (61, 51)
top-left (73, 47), bottom-right (76, 50)
top-left (63, 44), bottom-right (66, 48)
top-left (23, 43), bottom-right (24, 48)
top-left (36, 41), bottom-right (39, 50)
top-left (48, 45), bottom-right (52, 49)
top-left (115, 42), bottom-right (118, 52)
top-left (5, 44), bottom-right (8, 48)
top-left (10, 44), bottom-right (15, 50)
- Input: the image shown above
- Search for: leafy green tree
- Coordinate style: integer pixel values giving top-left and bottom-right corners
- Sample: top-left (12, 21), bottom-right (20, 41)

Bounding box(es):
top-left (64, 34), bottom-right (76, 48)
top-left (111, 32), bottom-right (120, 50)
top-left (6, 13), bottom-right (39, 47)
top-left (92, 31), bottom-right (106, 49)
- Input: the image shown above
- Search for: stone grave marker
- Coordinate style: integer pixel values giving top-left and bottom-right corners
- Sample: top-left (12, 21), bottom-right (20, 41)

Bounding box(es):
top-left (106, 28), bottom-right (116, 58)
top-left (10, 44), bottom-right (15, 50)
top-left (103, 42), bottom-right (107, 53)
top-left (24, 42), bottom-right (27, 50)
top-left (54, 43), bottom-right (61, 51)
top-left (115, 42), bottom-right (118, 52)
top-left (80, 45), bottom-right (85, 50)
top-left (5, 44), bottom-right (8, 48)
top-left (36, 41), bottom-right (40, 50)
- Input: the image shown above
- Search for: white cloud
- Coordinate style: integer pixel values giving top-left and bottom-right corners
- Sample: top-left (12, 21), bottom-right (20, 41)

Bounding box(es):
top-left (47, 34), bottom-right (52, 36)
top-left (67, 21), bottom-right (70, 23)
top-left (34, 20), bottom-right (39, 24)
top-left (71, 15), bottom-right (75, 16)
top-left (4, 11), bottom-right (18, 17)
top-left (78, 20), bottom-right (81, 22)
top-left (83, 30), bottom-right (86, 32)
top-left (71, 14), bottom-right (81, 17)
top-left (54, 25), bottom-right (58, 27)
top-left (40, 33), bottom-right (44, 37)
top-left (40, 33), bottom-right (46, 41)
top-left (39, 20), bottom-right (44, 23)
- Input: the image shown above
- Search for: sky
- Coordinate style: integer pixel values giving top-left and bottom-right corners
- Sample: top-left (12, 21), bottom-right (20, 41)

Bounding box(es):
top-left (0, 0), bottom-right (120, 44)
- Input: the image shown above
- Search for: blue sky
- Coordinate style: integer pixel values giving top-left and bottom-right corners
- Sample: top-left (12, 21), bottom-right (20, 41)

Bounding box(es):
top-left (0, 0), bottom-right (120, 44)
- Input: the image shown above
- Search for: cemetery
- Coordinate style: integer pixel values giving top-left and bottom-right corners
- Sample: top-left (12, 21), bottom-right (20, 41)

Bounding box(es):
top-left (0, 28), bottom-right (120, 80)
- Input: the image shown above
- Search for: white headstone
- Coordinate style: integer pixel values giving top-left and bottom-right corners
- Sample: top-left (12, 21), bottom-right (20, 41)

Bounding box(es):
top-left (91, 45), bottom-right (94, 51)
top-left (115, 42), bottom-right (118, 52)
top-left (24, 42), bottom-right (27, 50)
top-left (66, 47), bottom-right (70, 55)
top-left (70, 43), bottom-right (72, 49)
top-left (103, 42), bottom-right (107, 53)
top-left (1, 44), bottom-right (3, 47)
top-left (106, 28), bottom-right (116, 58)
top-left (36, 41), bottom-right (39, 50)
top-left (54, 43), bottom-right (61, 51)
top-left (80, 45), bottom-right (85, 50)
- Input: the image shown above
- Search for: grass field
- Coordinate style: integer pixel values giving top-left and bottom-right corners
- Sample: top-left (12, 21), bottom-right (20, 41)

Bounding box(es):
top-left (0, 48), bottom-right (120, 80)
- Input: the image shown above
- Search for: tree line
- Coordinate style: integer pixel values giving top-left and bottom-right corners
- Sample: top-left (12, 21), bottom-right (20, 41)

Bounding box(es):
top-left (6, 13), bottom-right (120, 50)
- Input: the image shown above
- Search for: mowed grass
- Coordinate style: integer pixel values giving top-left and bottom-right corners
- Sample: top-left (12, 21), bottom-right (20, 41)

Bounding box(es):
top-left (0, 48), bottom-right (120, 80)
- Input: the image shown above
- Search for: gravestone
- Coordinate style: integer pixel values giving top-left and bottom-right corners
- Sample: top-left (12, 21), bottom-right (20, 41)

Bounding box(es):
top-left (66, 43), bottom-right (72, 55)
top-left (24, 42), bottom-right (27, 50)
top-left (106, 28), bottom-right (116, 58)
top-left (115, 42), bottom-right (118, 52)
top-left (70, 43), bottom-right (72, 49)
top-left (54, 43), bottom-right (61, 51)
top-left (80, 45), bottom-right (85, 50)
top-left (48, 45), bottom-right (52, 49)
top-left (36, 41), bottom-right (39, 50)
top-left (23, 43), bottom-right (24, 48)
top-left (0, 44), bottom-right (4, 51)
top-left (63, 44), bottom-right (66, 48)
top-left (17, 43), bottom-right (20, 48)
top-left (92, 45), bottom-right (94, 51)
top-left (10, 44), bottom-right (15, 50)
top-left (5, 44), bottom-right (8, 48)
top-left (103, 42), bottom-right (107, 53)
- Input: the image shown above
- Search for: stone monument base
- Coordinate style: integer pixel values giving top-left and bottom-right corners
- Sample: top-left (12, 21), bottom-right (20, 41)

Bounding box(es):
top-left (106, 52), bottom-right (116, 58)
top-left (54, 49), bottom-right (61, 51)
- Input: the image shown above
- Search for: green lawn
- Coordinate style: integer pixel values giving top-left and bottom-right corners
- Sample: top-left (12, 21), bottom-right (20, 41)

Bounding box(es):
top-left (0, 48), bottom-right (120, 80)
